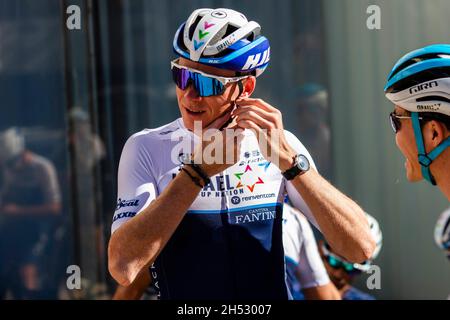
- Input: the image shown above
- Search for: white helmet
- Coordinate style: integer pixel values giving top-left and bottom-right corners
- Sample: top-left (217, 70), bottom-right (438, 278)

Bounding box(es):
top-left (384, 44), bottom-right (450, 117)
top-left (384, 44), bottom-right (450, 186)
top-left (173, 8), bottom-right (270, 77)
top-left (367, 213), bottom-right (383, 260)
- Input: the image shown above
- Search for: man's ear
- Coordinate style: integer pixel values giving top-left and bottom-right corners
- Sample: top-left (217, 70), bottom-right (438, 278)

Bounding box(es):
top-left (240, 76), bottom-right (256, 98)
top-left (424, 120), bottom-right (446, 149)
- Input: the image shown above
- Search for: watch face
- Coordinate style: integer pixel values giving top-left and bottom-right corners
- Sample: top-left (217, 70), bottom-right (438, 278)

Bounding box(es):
top-left (297, 155), bottom-right (310, 171)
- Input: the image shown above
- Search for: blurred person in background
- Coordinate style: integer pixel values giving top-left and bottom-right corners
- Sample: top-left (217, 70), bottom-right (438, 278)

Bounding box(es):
top-left (0, 127), bottom-right (61, 299)
top-left (69, 107), bottom-right (106, 173)
top-left (68, 107), bottom-right (107, 298)
top-left (318, 213), bottom-right (383, 300)
top-left (283, 199), bottom-right (340, 300)
top-left (293, 84), bottom-right (331, 179)
top-left (384, 44), bottom-right (450, 200)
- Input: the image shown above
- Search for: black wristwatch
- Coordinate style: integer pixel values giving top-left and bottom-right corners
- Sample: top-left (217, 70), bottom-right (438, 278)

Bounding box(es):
top-left (178, 153), bottom-right (211, 186)
top-left (282, 154), bottom-right (310, 180)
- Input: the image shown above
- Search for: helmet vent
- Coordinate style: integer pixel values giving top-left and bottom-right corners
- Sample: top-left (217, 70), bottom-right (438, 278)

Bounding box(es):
top-left (416, 96), bottom-right (450, 104)
top-left (386, 67), bottom-right (450, 93)
top-left (189, 16), bottom-right (203, 39)
top-left (389, 53), bottom-right (450, 81)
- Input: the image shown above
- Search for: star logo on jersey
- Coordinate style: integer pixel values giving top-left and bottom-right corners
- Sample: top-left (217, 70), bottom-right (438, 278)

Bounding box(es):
top-left (234, 165), bottom-right (264, 192)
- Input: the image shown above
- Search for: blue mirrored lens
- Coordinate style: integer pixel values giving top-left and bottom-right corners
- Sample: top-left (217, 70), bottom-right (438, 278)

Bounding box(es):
top-left (172, 67), bottom-right (225, 97)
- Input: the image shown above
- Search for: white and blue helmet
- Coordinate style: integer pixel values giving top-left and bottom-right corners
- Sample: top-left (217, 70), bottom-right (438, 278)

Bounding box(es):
top-left (367, 213), bottom-right (383, 260)
top-left (384, 44), bottom-right (450, 116)
top-left (173, 8), bottom-right (270, 77)
top-left (384, 44), bottom-right (450, 185)
top-left (434, 207), bottom-right (450, 253)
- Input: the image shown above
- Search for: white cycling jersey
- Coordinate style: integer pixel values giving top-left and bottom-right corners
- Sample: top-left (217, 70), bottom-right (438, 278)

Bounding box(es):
top-left (283, 202), bottom-right (330, 298)
top-left (112, 118), bottom-right (319, 233)
top-left (111, 117), bottom-right (320, 299)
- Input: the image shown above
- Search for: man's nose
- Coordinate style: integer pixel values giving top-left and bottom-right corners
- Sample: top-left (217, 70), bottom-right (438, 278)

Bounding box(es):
top-left (184, 84), bottom-right (201, 101)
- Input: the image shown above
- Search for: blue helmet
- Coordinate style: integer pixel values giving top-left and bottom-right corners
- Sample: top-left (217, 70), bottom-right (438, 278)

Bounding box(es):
top-left (173, 8), bottom-right (270, 77)
top-left (384, 44), bottom-right (450, 185)
top-left (384, 44), bottom-right (450, 115)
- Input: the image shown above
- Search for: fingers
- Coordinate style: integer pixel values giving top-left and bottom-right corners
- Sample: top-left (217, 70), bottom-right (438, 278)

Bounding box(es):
top-left (236, 97), bottom-right (279, 113)
top-left (235, 109), bottom-right (275, 130)
top-left (236, 119), bottom-right (261, 133)
top-left (232, 105), bottom-right (272, 118)
top-left (233, 99), bottom-right (282, 129)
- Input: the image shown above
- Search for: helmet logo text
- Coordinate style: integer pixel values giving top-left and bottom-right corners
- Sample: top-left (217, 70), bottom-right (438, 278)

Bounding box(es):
top-left (409, 80), bottom-right (438, 94)
top-left (242, 48), bottom-right (270, 70)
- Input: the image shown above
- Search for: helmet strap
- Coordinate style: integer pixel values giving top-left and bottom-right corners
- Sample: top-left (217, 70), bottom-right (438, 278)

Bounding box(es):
top-left (219, 80), bottom-right (245, 131)
top-left (237, 80), bottom-right (244, 97)
top-left (411, 112), bottom-right (450, 185)
top-left (231, 80), bottom-right (244, 107)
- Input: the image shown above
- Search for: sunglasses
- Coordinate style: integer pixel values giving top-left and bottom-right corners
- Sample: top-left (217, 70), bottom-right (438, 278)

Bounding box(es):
top-left (326, 255), bottom-right (362, 275)
top-left (321, 243), bottom-right (370, 275)
top-left (171, 59), bottom-right (248, 97)
top-left (389, 112), bottom-right (424, 133)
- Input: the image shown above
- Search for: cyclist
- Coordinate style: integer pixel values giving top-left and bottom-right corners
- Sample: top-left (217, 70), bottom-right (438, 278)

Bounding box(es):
top-left (384, 44), bottom-right (450, 200)
top-left (108, 8), bottom-right (375, 299)
top-left (318, 214), bottom-right (383, 300)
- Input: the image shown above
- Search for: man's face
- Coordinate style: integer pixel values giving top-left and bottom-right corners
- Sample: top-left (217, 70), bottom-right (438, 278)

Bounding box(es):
top-left (175, 57), bottom-right (244, 131)
top-left (393, 106), bottom-right (424, 182)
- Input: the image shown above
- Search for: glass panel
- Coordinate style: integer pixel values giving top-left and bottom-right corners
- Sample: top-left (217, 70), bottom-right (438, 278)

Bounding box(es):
top-left (0, 0), bottom-right (71, 299)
